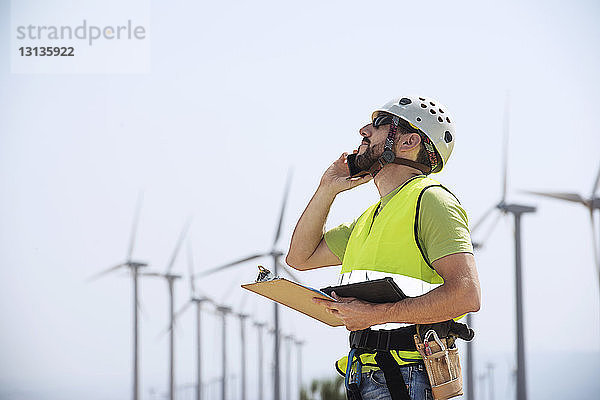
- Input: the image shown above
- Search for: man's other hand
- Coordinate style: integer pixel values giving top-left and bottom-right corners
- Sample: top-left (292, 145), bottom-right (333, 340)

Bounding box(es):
top-left (313, 291), bottom-right (390, 331)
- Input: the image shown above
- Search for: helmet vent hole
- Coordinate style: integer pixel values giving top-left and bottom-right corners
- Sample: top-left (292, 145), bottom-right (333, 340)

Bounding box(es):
top-left (439, 108), bottom-right (444, 113)
top-left (420, 103), bottom-right (427, 108)
top-left (429, 109), bottom-right (436, 114)
top-left (446, 117), bottom-right (451, 123)
top-left (419, 97), bottom-right (426, 101)
top-left (444, 131), bottom-right (453, 143)
top-left (438, 116), bottom-right (443, 123)
top-left (430, 101), bottom-right (436, 106)
top-left (399, 98), bottom-right (412, 105)
top-left (416, 117), bottom-right (422, 122)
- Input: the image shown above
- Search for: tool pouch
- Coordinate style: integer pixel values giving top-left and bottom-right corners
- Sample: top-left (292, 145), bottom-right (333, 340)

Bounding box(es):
top-left (414, 330), bottom-right (463, 400)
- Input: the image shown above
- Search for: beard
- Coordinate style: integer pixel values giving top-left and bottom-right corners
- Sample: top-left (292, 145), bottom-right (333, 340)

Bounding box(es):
top-left (355, 141), bottom-right (384, 172)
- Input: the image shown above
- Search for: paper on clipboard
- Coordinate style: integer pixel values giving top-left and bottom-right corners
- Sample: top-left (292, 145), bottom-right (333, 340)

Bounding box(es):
top-left (241, 278), bottom-right (343, 327)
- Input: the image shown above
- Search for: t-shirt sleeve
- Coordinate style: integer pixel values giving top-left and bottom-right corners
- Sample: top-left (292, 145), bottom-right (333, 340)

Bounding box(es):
top-left (417, 186), bottom-right (473, 263)
top-left (324, 219), bottom-right (357, 262)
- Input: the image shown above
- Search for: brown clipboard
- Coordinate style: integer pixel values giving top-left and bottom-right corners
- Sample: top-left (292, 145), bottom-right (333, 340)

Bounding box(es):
top-left (241, 278), bottom-right (343, 327)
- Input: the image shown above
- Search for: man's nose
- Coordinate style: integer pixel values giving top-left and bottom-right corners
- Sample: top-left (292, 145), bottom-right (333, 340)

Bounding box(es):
top-left (360, 124), bottom-right (372, 138)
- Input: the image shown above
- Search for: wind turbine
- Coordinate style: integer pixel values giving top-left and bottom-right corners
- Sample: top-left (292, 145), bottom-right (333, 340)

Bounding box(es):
top-left (194, 171), bottom-right (302, 400)
top-left (523, 165), bottom-right (600, 322)
top-left (88, 193), bottom-right (148, 400)
top-left (168, 241), bottom-right (213, 400)
top-left (469, 94), bottom-right (536, 400)
top-left (486, 363), bottom-right (495, 400)
top-left (215, 305), bottom-right (232, 400)
top-left (283, 334), bottom-right (294, 400)
top-left (463, 310), bottom-right (475, 400)
top-left (294, 339), bottom-right (304, 400)
top-left (268, 326), bottom-right (279, 400)
top-left (237, 313), bottom-right (249, 400)
top-left (140, 218), bottom-right (192, 400)
top-left (477, 373), bottom-right (488, 400)
top-left (253, 321), bottom-right (267, 400)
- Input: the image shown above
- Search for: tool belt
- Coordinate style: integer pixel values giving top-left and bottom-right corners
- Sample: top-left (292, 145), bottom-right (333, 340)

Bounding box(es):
top-left (344, 321), bottom-right (474, 400)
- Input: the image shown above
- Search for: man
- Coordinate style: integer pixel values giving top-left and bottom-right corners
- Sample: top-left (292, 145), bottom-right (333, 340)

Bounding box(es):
top-left (286, 96), bottom-right (481, 400)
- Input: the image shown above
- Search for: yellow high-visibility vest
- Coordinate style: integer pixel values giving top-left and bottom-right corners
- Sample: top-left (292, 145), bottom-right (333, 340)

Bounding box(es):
top-left (336, 175), bottom-right (455, 374)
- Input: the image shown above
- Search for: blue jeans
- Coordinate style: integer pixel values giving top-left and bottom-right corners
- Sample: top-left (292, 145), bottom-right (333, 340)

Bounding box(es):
top-left (356, 364), bottom-right (433, 400)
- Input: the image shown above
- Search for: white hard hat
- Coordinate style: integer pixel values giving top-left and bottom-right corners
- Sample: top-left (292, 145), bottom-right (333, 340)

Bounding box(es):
top-left (372, 96), bottom-right (455, 173)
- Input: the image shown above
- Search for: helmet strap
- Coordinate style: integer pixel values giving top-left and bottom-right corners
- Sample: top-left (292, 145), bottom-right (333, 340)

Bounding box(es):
top-left (391, 158), bottom-right (432, 175)
top-left (368, 116), bottom-right (400, 177)
top-left (369, 116), bottom-right (432, 176)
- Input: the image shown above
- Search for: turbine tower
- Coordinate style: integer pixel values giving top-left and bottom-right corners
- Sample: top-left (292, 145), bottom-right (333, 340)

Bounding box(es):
top-left (216, 305), bottom-right (232, 400)
top-left (294, 339), bottom-right (304, 400)
top-left (486, 363), bottom-right (495, 400)
top-left (469, 94), bottom-right (535, 400)
top-left (254, 321), bottom-right (267, 400)
top-left (140, 218), bottom-right (191, 400)
top-left (169, 241), bottom-right (213, 400)
top-left (87, 192), bottom-right (148, 400)
top-left (237, 313), bottom-right (249, 400)
top-left (283, 334), bottom-right (294, 400)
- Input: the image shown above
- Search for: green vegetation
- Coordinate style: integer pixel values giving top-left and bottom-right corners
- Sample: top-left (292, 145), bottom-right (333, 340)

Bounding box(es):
top-left (300, 375), bottom-right (345, 400)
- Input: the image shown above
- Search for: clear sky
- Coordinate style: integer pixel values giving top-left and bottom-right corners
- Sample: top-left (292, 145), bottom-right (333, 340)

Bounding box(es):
top-left (1, 0), bottom-right (599, 399)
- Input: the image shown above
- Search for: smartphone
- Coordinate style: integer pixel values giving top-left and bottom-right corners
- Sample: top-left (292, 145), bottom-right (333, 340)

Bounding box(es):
top-left (346, 153), bottom-right (370, 178)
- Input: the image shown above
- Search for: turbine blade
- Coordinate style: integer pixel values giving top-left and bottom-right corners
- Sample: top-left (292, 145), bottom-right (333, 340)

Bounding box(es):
top-left (174, 301), bottom-right (193, 323)
top-left (86, 263), bottom-right (124, 282)
top-left (197, 253), bottom-right (267, 277)
top-left (166, 217), bottom-right (193, 274)
top-left (501, 92), bottom-right (510, 204)
top-left (470, 205), bottom-right (497, 236)
top-left (205, 307), bottom-right (220, 318)
top-left (187, 241), bottom-right (196, 295)
top-left (156, 325), bottom-right (170, 340)
top-left (273, 169), bottom-right (293, 248)
top-left (523, 190), bottom-right (586, 205)
top-left (127, 191), bottom-right (144, 262)
top-left (592, 164), bottom-right (600, 197)
top-left (277, 261), bottom-right (303, 284)
top-left (476, 211), bottom-right (503, 250)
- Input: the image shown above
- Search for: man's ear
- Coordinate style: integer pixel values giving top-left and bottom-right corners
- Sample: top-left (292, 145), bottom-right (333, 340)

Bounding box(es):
top-left (397, 133), bottom-right (422, 152)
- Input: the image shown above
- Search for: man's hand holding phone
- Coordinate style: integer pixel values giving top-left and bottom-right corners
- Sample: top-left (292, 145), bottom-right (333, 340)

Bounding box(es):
top-left (319, 151), bottom-right (372, 196)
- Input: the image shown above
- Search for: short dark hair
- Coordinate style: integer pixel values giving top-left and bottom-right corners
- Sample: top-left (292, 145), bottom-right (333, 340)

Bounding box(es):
top-left (415, 143), bottom-right (432, 169)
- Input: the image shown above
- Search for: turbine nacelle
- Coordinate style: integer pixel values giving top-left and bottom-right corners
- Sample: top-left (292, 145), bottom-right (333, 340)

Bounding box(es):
top-left (125, 261), bottom-right (148, 269)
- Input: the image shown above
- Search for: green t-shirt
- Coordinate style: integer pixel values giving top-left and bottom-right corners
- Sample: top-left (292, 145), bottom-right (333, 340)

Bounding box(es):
top-left (324, 183), bottom-right (473, 264)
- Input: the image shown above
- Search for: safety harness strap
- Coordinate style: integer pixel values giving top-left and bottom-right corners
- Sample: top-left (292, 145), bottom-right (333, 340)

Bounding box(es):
top-left (345, 349), bottom-right (364, 400)
top-left (349, 326), bottom-right (418, 352)
top-left (346, 327), bottom-right (416, 400)
top-left (346, 388), bottom-right (363, 400)
top-left (374, 351), bottom-right (412, 400)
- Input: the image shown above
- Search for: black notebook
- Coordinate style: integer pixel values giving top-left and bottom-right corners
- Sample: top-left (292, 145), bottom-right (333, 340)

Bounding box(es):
top-left (320, 277), bottom-right (407, 304)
